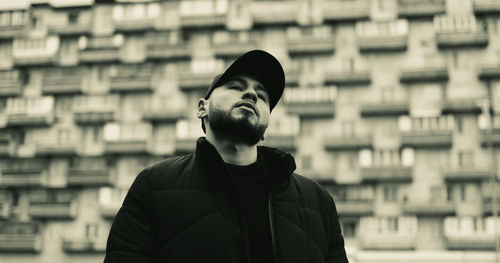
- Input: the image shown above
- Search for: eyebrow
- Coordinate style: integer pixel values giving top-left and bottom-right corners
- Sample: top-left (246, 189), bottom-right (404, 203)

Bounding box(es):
top-left (228, 77), bottom-right (267, 93)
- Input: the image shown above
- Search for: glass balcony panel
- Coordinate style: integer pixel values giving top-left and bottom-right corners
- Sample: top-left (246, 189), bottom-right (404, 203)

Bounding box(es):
top-left (6, 97), bottom-right (55, 127)
top-left (397, 0), bottom-right (446, 18)
top-left (321, 0), bottom-right (370, 21)
top-left (283, 86), bottom-right (336, 118)
top-left (249, 1), bottom-right (298, 26)
top-left (12, 36), bottom-right (59, 66)
top-left (41, 67), bottom-right (84, 95)
top-left (0, 69), bottom-right (22, 96)
top-left (434, 14), bottom-right (488, 48)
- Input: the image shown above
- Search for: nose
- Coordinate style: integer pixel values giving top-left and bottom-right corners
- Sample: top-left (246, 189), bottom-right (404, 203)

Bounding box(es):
top-left (242, 88), bottom-right (258, 104)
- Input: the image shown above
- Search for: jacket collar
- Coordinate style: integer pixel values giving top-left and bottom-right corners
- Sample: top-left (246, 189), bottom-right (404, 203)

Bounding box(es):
top-left (194, 137), bottom-right (296, 196)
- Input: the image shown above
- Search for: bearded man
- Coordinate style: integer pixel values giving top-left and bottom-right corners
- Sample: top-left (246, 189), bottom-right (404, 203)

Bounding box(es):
top-left (104, 50), bottom-right (349, 263)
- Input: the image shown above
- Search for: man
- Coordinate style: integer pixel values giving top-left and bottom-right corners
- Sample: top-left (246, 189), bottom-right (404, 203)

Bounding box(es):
top-left (104, 50), bottom-right (348, 263)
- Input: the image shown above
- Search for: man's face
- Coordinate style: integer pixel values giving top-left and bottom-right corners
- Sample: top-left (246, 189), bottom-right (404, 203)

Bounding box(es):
top-left (201, 74), bottom-right (271, 145)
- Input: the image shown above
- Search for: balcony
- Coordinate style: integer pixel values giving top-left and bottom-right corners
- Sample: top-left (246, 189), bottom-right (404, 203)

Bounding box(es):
top-left (397, 0), bottom-right (446, 18)
top-left (401, 130), bottom-right (452, 148)
top-left (6, 97), bottom-right (55, 127)
top-left (13, 37), bottom-right (59, 66)
top-left (472, 0), bottom-right (500, 15)
top-left (73, 95), bottom-right (119, 125)
top-left (110, 76), bottom-right (153, 93)
top-left (483, 198), bottom-right (500, 215)
top-left (441, 99), bottom-right (482, 114)
top-left (214, 42), bottom-right (259, 59)
top-left (287, 38), bottom-right (335, 57)
top-left (0, 70), bottom-right (22, 97)
top-left (259, 135), bottom-right (297, 152)
top-left (36, 142), bottom-right (77, 157)
top-left (481, 129), bottom-right (500, 147)
top-left (0, 10), bottom-right (29, 39)
top-left (178, 71), bottom-right (219, 91)
top-left (324, 135), bottom-right (372, 151)
top-left (41, 68), bottom-right (84, 95)
top-left (78, 35), bottom-right (122, 64)
top-left (0, 222), bottom-right (42, 253)
top-left (336, 200), bottom-right (373, 216)
top-left (105, 141), bottom-right (149, 155)
top-left (147, 44), bottom-right (191, 61)
top-left (62, 238), bottom-right (106, 253)
top-left (179, 0), bottom-right (227, 28)
top-left (444, 167), bottom-right (491, 182)
top-left (324, 70), bottom-right (371, 86)
top-left (250, 1), bottom-right (298, 26)
top-left (104, 123), bottom-right (152, 155)
top-left (322, 0), bottom-right (370, 21)
top-left (361, 166), bottom-right (413, 183)
top-left (360, 234), bottom-right (417, 250)
top-left (399, 66), bottom-right (449, 83)
top-left (434, 15), bottom-right (488, 49)
top-left (283, 87), bottom-right (336, 118)
top-left (444, 217), bottom-right (500, 250)
top-left (356, 20), bottom-right (409, 53)
top-left (478, 64), bottom-right (500, 80)
top-left (0, 168), bottom-right (45, 187)
top-left (67, 168), bottom-right (113, 187)
top-left (142, 96), bottom-right (187, 123)
top-left (29, 202), bottom-right (77, 219)
top-left (361, 102), bottom-right (409, 117)
top-left (403, 201), bottom-right (455, 216)
top-left (49, 23), bottom-right (91, 36)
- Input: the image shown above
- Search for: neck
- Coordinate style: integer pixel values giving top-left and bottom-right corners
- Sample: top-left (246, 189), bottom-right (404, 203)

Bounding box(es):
top-left (205, 129), bottom-right (258, 165)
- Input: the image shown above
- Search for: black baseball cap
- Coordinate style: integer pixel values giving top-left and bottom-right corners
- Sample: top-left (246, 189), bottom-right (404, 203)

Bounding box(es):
top-left (204, 49), bottom-right (285, 111)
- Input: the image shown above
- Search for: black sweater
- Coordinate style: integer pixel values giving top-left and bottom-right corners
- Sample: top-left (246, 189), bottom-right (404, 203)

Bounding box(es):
top-left (227, 155), bottom-right (274, 263)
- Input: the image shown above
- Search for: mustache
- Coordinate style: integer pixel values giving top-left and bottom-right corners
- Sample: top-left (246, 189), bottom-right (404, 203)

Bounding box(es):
top-left (234, 101), bottom-right (258, 116)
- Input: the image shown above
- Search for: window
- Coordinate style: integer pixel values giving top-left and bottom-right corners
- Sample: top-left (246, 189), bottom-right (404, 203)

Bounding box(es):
top-left (68, 13), bottom-right (78, 24)
top-left (383, 184), bottom-right (398, 202)
top-left (458, 151), bottom-right (473, 168)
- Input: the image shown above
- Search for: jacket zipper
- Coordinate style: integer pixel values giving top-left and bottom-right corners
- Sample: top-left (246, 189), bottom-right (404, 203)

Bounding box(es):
top-left (268, 192), bottom-right (278, 263)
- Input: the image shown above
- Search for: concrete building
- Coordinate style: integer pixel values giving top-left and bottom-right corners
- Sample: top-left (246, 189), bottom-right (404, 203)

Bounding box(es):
top-left (0, 0), bottom-right (499, 262)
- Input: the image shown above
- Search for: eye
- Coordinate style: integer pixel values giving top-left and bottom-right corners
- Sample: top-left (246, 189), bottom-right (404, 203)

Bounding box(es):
top-left (258, 94), bottom-right (266, 101)
top-left (228, 85), bottom-right (243, 91)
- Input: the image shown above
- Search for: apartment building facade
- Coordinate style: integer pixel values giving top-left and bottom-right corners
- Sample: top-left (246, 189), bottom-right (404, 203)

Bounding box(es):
top-left (0, 0), bottom-right (499, 262)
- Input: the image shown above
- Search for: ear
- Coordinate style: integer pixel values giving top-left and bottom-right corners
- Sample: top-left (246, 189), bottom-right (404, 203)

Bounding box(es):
top-left (197, 98), bottom-right (208, 119)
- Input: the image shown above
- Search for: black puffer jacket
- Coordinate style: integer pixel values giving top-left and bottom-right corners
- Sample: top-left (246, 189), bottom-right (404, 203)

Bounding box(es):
top-left (104, 138), bottom-right (348, 263)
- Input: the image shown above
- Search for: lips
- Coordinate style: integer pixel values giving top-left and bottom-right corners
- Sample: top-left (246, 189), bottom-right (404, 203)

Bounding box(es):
top-left (235, 101), bottom-right (258, 115)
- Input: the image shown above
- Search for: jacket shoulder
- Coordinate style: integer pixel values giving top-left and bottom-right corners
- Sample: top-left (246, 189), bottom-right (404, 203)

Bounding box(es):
top-left (145, 154), bottom-right (196, 189)
top-left (289, 173), bottom-right (336, 213)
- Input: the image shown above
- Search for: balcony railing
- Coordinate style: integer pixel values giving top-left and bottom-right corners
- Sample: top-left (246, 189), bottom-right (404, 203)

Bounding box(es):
top-left (356, 20), bottom-right (409, 52)
top-left (359, 217), bottom-right (418, 250)
top-left (78, 35), bottom-right (123, 63)
top-left (361, 102), bottom-right (409, 117)
top-left (49, 23), bottom-right (91, 36)
top-left (283, 87), bottom-right (336, 118)
top-left (478, 64), bottom-right (500, 80)
top-left (41, 67), bottom-right (84, 95)
top-left (324, 135), bottom-right (372, 151)
top-left (13, 37), bottom-right (59, 66)
top-left (0, 10), bottom-right (29, 38)
top-left (62, 238), bottom-right (106, 253)
top-left (0, 222), bottom-right (42, 253)
top-left (103, 123), bottom-right (152, 155)
top-left (67, 168), bottom-right (113, 187)
top-left (259, 135), bottom-right (297, 152)
top-left (401, 130), bottom-right (453, 148)
top-left (0, 69), bottom-right (22, 97)
top-left (444, 167), bottom-right (491, 182)
top-left (6, 96), bottom-right (55, 127)
top-left (403, 201), bottom-right (455, 216)
top-left (397, 0), bottom-right (446, 18)
top-left (360, 234), bottom-right (417, 250)
top-left (361, 166), bottom-right (413, 183)
top-left (0, 167), bottom-right (45, 187)
top-left (434, 14), bottom-right (488, 48)
top-left (286, 27), bottom-right (336, 56)
top-left (109, 65), bottom-right (153, 93)
top-left (400, 66), bottom-right (449, 83)
top-left (444, 217), bottom-right (500, 250)
top-left (324, 70), bottom-right (371, 86)
top-left (29, 202), bottom-right (77, 219)
top-left (336, 200), bottom-right (374, 216)
top-left (472, 0), bottom-right (500, 15)
top-left (441, 99), bottom-right (482, 114)
top-left (178, 61), bottom-right (223, 91)
top-left (147, 44), bottom-right (191, 60)
top-left (36, 142), bottom-right (78, 157)
top-left (214, 41), bottom-right (259, 58)
top-left (321, 0), bottom-right (370, 21)
top-left (250, 1), bottom-right (298, 26)
top-left (179, 0), bottom-right (227, 28)
top-left (142, 96), bottom-right (187, 123)
top-left (73, 95), bottom-right (119, 124)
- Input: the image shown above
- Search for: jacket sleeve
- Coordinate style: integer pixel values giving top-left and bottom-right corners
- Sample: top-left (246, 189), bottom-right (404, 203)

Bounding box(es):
top-left (104, 167), bottom-right (156, 263)
top-left (326, 195), bottom-right (349, 263)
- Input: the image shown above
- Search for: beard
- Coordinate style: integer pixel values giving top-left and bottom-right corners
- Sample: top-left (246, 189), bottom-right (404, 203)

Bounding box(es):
top-left (207, 107), bottom-right (267, 145)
